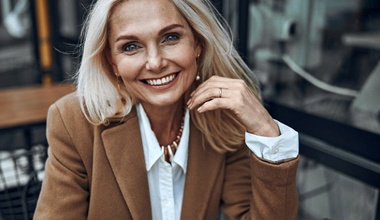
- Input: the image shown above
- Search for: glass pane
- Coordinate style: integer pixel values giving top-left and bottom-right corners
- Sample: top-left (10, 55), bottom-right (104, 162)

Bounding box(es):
top-left (0, 0), bottom-right (39, 88)
top-left (245, 0), bottom-right (380, 135)
top-left (298, 156), bottom-right (378, 220)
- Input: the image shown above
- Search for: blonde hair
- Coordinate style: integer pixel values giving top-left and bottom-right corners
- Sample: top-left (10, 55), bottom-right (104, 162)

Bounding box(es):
top-left (76, 0), bottom-right (130, 125)
top-left (76, 0), bottom-right (260, 152)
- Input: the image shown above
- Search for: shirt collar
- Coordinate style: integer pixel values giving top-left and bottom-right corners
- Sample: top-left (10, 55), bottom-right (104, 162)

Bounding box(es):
top-left (136, 103), bottom-right (189, 173)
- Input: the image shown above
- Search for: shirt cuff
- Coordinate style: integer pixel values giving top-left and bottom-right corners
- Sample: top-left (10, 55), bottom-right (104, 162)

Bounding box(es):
top-left (245, 120), bottom-right (299, 162)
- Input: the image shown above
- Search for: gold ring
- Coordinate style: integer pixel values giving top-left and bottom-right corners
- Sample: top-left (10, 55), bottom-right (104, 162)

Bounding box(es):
top-left (219, 88), bottom-right (223, 98)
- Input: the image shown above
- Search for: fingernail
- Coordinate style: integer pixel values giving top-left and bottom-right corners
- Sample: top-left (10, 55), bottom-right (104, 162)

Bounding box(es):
top-left (197, 106), bottom-right (203, 112)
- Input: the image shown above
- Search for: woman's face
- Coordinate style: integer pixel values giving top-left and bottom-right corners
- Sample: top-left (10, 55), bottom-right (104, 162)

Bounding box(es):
top-left (108, 0), bottom-right (201, 109)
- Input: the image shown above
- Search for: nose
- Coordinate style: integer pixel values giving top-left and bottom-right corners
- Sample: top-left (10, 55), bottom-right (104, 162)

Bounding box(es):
top-left (145, 47), bottom-right (167, 73)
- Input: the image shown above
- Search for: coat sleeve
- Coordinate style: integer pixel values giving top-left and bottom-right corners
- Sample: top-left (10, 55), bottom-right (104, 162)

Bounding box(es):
top-left (221, 145), bottom-right (299, 220)
top-left (34, 104), bottom-right (89, 220)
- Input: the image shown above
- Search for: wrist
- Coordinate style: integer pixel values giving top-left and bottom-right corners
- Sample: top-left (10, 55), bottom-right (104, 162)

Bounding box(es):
top-left (247, 120), bottom-right (280, 137)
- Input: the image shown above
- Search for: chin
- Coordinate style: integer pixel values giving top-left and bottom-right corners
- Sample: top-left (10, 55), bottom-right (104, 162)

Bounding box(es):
top-left (148, 95), bottom-right (183, 107)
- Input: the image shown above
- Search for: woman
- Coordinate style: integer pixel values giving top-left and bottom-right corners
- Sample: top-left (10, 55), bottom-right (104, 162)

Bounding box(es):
top-left (35, 0), bottom-right (299, 219)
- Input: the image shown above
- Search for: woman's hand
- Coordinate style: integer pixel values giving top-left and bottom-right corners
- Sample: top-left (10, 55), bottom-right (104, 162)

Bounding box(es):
top-left (187, 76), bottom-right (280, 137)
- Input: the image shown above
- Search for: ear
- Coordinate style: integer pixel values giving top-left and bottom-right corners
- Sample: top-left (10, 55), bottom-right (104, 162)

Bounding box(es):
top-left (194, 39), bottom-right (202, 58)
top-left (105, 49), bottom-right (118, 75)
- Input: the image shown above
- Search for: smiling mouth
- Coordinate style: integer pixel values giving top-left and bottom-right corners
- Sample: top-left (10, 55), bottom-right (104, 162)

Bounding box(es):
top-left (144, 73), bottom-right (178, 86)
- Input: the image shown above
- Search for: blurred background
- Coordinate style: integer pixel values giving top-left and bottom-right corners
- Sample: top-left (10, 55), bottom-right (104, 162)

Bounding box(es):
top-left (0, 0), bottom-right (379, 219)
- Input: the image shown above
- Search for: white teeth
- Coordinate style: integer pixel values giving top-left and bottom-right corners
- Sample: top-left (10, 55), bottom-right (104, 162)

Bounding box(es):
top-left (146, 74), bottom-right (176, 86)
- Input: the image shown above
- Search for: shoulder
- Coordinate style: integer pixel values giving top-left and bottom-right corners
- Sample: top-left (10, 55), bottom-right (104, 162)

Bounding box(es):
top-left (47, 92), bottom-right (138, 136)
top-left (51, 92), bottom-right (137, 125)
top-left (51, 92), bottom-right (82, 119)
top-left (47, 92), bottom-right (94, 139)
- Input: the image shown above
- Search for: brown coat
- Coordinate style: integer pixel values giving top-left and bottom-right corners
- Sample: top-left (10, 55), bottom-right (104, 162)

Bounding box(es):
top-left (34, 93), bottom-right (299, 220)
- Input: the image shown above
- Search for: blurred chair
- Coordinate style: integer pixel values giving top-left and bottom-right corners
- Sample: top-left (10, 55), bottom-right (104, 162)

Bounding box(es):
top-left (0, 145), bottom-right (46, 220)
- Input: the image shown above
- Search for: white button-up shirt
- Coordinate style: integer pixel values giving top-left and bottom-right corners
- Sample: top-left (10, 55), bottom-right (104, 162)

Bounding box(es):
top-left (136, 103), bottom-right (298, 220)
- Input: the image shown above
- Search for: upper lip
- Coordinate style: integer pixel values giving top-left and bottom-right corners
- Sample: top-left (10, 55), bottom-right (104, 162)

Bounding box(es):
top-left (142, 72), bottom-right (179, 81)
top-left (142, 72), bottom-right (179, 85)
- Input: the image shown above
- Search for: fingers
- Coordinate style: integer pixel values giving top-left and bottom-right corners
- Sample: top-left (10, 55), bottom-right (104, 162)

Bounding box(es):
top-left (187, 75), bottom-right (252, 118)
top-left (195, 95), bottom-right (232, 113)
top-left (188, 87), bottom-right (224, 109)
top-left (188, 76), bottom-right (245, 110)
top-left (190, 76), bottom-right (236, 97)
top-left (187, 76), bottom-right (280, 136)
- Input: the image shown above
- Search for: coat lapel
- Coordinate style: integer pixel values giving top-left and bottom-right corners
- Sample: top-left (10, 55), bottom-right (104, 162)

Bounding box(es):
top-left (101, 111), bottom-right (152, 219)
top-left (101, 111), bottom-right (224, 219)
top-left (181, 123), bottom-right (225, 219)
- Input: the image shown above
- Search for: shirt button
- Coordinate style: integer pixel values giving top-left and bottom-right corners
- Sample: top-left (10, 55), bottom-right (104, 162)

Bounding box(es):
top-left (272, 147), bottom-right (279, 154)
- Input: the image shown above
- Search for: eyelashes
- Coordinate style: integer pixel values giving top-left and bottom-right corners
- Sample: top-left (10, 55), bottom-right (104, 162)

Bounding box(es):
top-left (120, 33), bottom-right (181, 54)
top-left (122, 43), bottom-right (141, 53)
top-left (122, 43), bottom-right (141, 52)
top-left (163, 34), bottom-right (180, 43)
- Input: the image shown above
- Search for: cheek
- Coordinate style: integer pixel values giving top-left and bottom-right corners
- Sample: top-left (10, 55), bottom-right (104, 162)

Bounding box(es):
top-left (179, 56), bottom-right (198, 89)
top-left (116, 59), bottom-right (142, 81)
top-left (175, 48), bottom-right (197, 73)
top-left (185, 56), bottom-right (198, 79)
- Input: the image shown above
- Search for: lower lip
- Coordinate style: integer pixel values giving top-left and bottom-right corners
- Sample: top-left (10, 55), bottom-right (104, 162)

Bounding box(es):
top-left (144, 73), bottom-right (180, 90)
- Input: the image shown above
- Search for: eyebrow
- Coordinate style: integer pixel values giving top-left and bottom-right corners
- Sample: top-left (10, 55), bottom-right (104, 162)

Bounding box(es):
top-left (115, 24), bottom-right (185, 43)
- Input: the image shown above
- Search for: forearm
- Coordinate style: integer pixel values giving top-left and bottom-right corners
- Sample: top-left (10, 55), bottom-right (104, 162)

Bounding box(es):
top-left (249, 154), bottom-right (299, 220)
top-left (221, 143), bottom-right (299, 220)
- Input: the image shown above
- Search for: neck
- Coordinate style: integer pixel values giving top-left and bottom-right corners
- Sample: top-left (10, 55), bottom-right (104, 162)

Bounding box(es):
top-left (142, 100), bottom-right (185, 145)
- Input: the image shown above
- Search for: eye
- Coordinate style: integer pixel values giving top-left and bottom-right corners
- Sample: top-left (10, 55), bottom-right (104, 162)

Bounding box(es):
top-left (122, 43), bottom-right (140, 52)
top-left (163, 34), bottom-right (180, 43)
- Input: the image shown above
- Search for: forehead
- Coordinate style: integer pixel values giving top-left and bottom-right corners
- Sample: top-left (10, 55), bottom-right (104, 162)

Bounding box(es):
top-left (109, 0), bottom-right (189, 34)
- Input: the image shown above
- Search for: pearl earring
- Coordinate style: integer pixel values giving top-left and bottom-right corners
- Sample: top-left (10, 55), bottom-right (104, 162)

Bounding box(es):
top-left (195, 54), bottom-right (201, 81)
